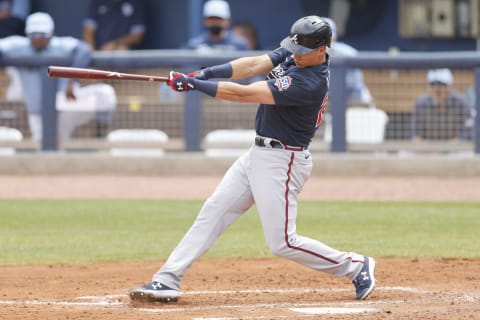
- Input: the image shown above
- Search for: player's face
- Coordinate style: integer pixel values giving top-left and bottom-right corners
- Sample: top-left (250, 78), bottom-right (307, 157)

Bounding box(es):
top-left (292, 47), bottom-right (326, 68)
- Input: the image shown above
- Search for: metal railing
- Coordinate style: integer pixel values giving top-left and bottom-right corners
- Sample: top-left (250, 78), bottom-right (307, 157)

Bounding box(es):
top-left (330, 51), bottom-right (480, 154)
top-left (1, 50), bottom-right (479, 154)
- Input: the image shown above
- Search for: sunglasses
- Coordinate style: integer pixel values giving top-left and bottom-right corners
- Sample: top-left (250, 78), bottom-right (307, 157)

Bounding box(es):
top-left (27, 32), bottom-right (51, 39)
top-left (428, 81), bottom-right (448, 86)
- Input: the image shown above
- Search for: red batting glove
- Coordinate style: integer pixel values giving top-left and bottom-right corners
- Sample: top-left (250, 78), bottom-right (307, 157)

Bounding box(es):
top-left (168, 71), bottom-right (195, 92)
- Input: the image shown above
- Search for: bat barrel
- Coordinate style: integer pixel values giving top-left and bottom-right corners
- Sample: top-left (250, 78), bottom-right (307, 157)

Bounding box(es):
top-left (48, 66), bottom-right (104, 79)
top-left (47, 66), bottom-right (169, 82)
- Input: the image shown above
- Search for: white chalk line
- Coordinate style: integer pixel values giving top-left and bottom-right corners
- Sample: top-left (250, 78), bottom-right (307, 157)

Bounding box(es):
top-left (0, 299), bottom-right (387, 315)
top-left (0, 286), bottom-right (432, 309)
top-left (1, 286), bottom-right (477, 315)
top-left (187, 286), bottom-right (436, 295)
top-left (75, 285), bottom-right (428, 299)
top-left (290, 307), bottom-right (376, 315)
top-left (134, 302), bottom-right (378, 314)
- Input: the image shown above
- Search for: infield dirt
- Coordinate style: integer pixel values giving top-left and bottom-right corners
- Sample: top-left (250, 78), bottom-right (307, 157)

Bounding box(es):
top-left (1, 175), bottom-right (479, 319)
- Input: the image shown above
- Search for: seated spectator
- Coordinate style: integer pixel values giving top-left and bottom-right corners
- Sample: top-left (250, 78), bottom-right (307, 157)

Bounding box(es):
top-left (411, 68), bottom-right (474, 141)
top-left (186, 0), bottom-right (249, 52)
top-left (0, 0), bottom-right (29, 35)
top-left (0, 12), bottom-right (116, 141)
top-left (322, 17), bottom-right (372, 106)
top-left (0, 0), bottom-right (30, 101)
top-left (82, 0), bottom-right (146, 51)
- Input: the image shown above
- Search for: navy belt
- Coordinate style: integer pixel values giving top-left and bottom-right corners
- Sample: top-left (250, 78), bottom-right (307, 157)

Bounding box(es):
top-left (255, 136), bottom-right (305, 151)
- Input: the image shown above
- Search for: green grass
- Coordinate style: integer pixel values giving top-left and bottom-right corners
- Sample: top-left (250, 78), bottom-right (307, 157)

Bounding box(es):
top-left (0, 200), bottom-right (478, 265)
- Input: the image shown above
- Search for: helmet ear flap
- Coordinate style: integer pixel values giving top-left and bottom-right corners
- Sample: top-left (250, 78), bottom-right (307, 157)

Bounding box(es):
top-left (320, 30), bottom-right (332, 48)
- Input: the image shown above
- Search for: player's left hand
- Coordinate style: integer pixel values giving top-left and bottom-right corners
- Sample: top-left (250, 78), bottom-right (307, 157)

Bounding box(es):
top-left (168, 71), bottom-right (196, 92)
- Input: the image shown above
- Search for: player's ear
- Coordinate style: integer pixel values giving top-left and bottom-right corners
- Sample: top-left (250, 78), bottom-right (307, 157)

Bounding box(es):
top-left (317, 46), bottom-right (327, 54)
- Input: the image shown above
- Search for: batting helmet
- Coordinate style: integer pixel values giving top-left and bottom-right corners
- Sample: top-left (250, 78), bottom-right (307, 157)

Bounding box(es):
top-left (280, 16), bottom-right (332, 55)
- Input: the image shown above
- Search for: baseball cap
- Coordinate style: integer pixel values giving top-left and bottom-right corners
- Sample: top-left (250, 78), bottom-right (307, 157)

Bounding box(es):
top-left (203, 0), bottom-right (231, 19)
top-left (427, 68), bottom-right (453, 86)
top-left (25, 12), bottom-right (55, 36)
top-left (280, 16), bottom-right (332, 55)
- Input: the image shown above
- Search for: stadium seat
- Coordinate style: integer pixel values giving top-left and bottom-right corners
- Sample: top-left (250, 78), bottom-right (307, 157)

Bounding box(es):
top-left (106, 129), bottom-right (169, 157)
top-left (203, 129), bottom-right (256, 157)
top-left (0, 126), bottom-right (23, 156)
top-left (324, 107), bottom-right (389, 144)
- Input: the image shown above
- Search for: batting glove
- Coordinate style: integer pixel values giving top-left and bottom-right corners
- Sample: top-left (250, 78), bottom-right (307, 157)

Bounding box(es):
top-left (168, 71), bottom-right (196, 92)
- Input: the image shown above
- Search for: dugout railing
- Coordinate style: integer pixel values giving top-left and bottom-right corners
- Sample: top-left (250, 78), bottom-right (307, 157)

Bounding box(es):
top-left (1, 50), bottom-right (479, 154)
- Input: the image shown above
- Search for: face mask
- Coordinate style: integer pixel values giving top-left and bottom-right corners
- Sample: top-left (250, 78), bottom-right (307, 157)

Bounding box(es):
top-left (207, 25), bottom-right (223, 36)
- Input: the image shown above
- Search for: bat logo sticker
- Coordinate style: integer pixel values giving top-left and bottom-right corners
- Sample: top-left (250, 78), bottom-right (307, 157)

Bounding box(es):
top-left (107, 72), bottom-right (123, 78)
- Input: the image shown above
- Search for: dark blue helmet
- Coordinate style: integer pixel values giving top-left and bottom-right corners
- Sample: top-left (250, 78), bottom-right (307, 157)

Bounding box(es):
top-left (280, 16), bottom-right (332, 54)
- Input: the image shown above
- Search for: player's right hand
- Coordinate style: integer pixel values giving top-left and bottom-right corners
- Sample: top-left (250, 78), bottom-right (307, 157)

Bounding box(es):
top-left (168, 71), bottom-right (195, 92)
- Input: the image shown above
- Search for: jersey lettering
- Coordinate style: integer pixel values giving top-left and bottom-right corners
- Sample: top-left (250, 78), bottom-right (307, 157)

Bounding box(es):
top-left (267, 55), bottom-right (293, 80)
top-left (268, 64), bottom-right (286, 79)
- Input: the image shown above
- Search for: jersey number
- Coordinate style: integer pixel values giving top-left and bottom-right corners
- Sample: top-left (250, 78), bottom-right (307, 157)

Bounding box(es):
top-left (316, 93), bottom-right (329, 127)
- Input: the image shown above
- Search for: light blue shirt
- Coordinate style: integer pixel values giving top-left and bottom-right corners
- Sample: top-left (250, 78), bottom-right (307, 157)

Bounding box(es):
top-left (186, 31), bottom-right (249, 52)
top-left (0, 35), bottom-right (92, 114)
top-left (329, 41), bottom-right (372, 105)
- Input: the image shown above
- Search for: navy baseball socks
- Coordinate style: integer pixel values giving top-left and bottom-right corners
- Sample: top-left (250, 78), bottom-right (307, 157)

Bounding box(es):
top-left (352, 256), bottom-right (376, 300)
top-left (128, 281), bottom-right (181, 302)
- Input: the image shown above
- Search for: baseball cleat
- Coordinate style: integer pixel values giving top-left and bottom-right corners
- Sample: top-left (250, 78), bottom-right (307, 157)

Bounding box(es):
top-left (352, 256), bottom-right (376, 300)
top-left (128, 281), bottom-right (181, 303)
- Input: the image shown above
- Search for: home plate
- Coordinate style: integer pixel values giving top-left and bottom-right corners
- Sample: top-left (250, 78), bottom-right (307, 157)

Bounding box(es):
top-left (290, 307), bottom-right (376, 315)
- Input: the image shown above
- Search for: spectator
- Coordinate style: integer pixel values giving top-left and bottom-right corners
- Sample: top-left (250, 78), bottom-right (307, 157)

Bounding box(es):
top-left (0, 0), bottom-right (30, 101)
top-left (0, 0), bottom-right (30, 38)
top-left (82, 0), bottom-right (146, 51)
top-left (322, 17), bottom-right (372, 106)
top-left (411, 68), bottom-right (474, 141)
top-left (0, 12), bottom-right (116, 141)
top-left (232, 22), bottom-right (259, 50)
top-left (186, 0), bottom-right (249, 52)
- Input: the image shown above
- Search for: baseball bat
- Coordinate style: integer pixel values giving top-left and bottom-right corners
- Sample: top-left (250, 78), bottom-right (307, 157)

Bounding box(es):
top-left (47, 66), bottom-right (169, 83)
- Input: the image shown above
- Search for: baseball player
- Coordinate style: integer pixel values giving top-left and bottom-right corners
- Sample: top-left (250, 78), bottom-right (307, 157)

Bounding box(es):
top-left (129, 16), bottom-right (375, 303)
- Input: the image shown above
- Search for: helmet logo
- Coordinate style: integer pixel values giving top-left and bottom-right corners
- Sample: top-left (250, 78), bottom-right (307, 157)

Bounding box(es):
top-left (291, 34), bottom-right (299, 44)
